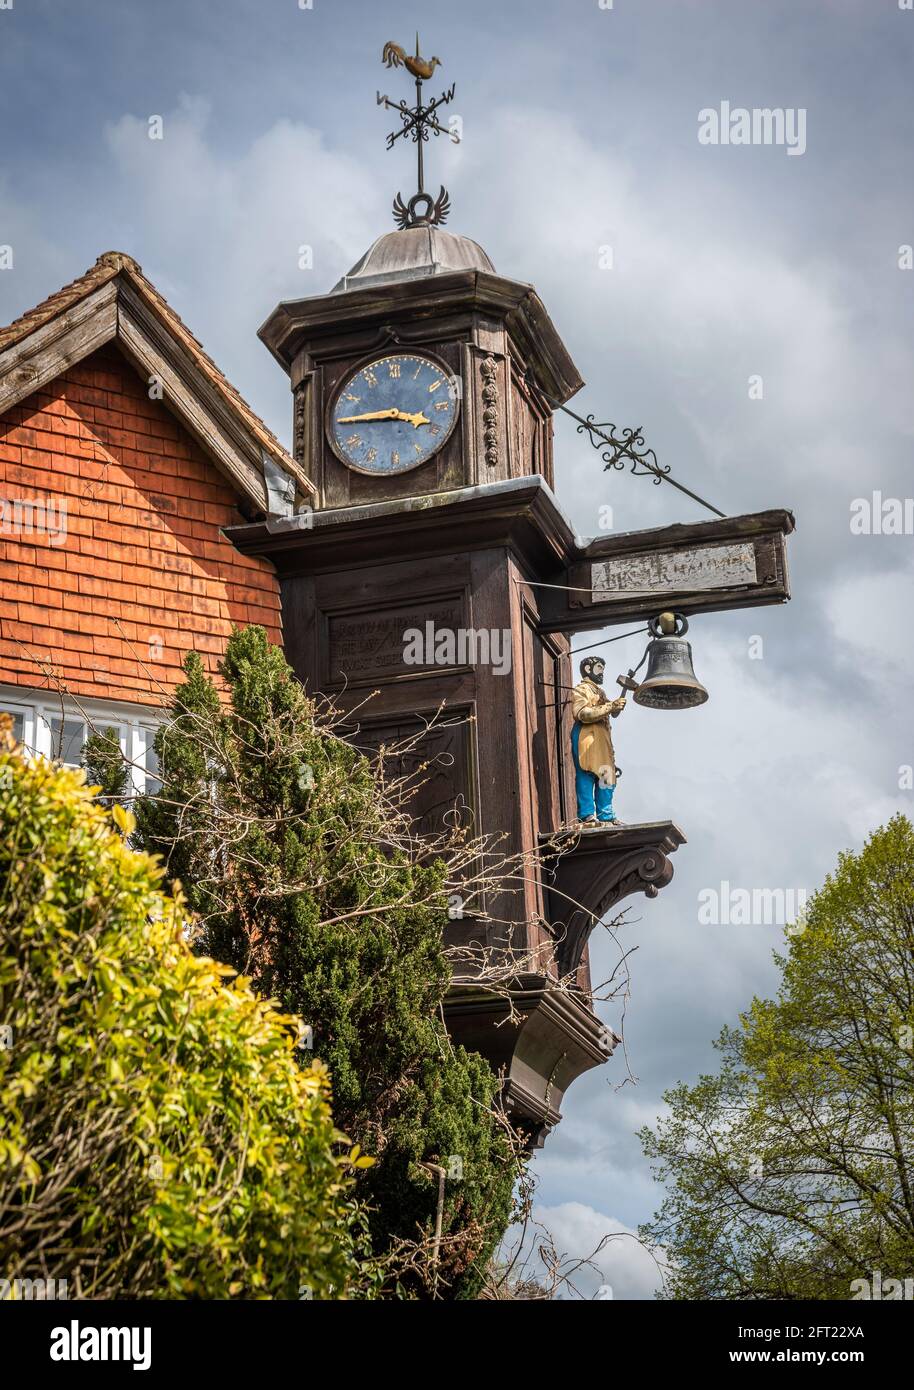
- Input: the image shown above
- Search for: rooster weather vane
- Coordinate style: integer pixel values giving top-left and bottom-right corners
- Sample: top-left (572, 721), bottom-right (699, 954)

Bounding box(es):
top-left (377, 35), bottom-right (459, 229)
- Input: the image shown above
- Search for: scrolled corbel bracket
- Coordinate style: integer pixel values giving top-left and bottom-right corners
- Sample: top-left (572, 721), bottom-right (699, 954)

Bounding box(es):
top-left (538, 821), bottom-right (686, 979)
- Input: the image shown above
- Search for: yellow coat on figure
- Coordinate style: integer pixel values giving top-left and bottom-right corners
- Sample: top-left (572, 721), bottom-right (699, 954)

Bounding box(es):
top-left (571, 679), bottom-right (625, 784)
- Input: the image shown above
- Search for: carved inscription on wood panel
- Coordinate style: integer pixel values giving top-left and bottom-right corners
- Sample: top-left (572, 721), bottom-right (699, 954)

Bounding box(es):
top-left (591, 542), bottom-right (758, 600)
top-left (325, 596), bottom-right (465, 686)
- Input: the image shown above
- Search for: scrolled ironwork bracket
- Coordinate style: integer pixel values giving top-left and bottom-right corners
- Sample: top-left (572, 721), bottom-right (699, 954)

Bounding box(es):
top-left (524, 371), bottom-right (726, 520)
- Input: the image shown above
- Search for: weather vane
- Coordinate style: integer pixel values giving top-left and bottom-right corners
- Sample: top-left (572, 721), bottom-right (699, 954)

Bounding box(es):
top-left (377, 35), bottom-right (459, 230)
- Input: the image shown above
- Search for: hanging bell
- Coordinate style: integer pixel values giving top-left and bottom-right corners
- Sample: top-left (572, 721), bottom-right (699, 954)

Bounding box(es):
top-left (631, 612), bottom-right (709, 710)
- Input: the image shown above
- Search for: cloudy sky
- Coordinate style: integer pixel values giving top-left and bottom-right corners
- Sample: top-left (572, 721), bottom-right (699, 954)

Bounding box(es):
top-left (2, 0), bottom-right (912, 1297)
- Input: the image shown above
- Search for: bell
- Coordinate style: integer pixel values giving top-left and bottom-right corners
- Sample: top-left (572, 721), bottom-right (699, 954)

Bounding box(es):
top-left (631, 613), bottom-right (709, 710)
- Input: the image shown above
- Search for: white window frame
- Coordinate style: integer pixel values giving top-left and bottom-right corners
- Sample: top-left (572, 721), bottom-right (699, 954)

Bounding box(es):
top-left (0, 684), bottom-right (160, 798)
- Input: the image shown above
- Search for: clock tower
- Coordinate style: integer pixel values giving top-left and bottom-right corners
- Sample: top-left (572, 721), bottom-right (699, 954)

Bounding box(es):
top-left (226, 41), bottom-right (704, 1148)
top-left (228, 42), bottom-right (792, 1145)
top-left (234, 216), bottom-right (689, 1147)
top-left (257, 223), bottom-right (582, 509)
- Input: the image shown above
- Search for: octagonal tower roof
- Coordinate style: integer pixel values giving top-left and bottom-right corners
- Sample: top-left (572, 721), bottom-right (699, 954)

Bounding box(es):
top-left (331, 226), bottom-right (495, 294)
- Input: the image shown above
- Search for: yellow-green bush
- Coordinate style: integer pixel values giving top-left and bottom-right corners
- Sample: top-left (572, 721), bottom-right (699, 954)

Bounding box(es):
top-left (0, 728), bottom-right (359, 1298)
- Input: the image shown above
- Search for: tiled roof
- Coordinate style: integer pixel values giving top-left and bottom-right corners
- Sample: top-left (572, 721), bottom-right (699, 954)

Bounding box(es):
top-left (0, 251), bottom-right (311, 497)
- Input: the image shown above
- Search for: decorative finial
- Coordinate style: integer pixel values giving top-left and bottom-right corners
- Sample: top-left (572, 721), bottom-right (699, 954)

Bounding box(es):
top-left (377, 35), bottom-right (459, 229)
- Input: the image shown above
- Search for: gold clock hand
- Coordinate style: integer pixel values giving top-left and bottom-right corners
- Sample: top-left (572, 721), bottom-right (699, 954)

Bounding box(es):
top-left (336, 409), bottom-right (431, 428)
top-left (336, 409), bottom-right (400, 423)
top-left (398, 410), bottom-right (430, 428)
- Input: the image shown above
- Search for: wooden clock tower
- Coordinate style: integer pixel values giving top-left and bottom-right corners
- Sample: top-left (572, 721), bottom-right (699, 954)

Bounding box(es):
top-left (227, 49), bottom-right (794, 1145)
top-left (260, 223), bottom-right (575, 508)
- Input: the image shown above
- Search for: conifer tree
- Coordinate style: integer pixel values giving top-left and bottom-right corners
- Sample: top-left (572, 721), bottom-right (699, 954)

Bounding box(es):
top-left (135, 627), bottom-right (520, 1297)
top-left (81, 725), bottom-right (130, 806)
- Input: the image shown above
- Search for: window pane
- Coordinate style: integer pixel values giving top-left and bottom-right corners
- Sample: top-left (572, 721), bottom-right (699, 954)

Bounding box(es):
top-left (143, 735), bottom-right (161, 795)
top-left (1, 709), bottom-right (24, 744)
top-left (50, 717), bottom-right (86, 768)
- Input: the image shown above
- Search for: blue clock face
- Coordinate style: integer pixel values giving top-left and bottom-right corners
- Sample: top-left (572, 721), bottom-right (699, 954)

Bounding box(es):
top-left (329, 353), bottom-right (459, 474)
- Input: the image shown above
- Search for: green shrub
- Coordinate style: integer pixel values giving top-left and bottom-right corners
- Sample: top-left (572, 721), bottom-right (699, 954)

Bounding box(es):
top-left (0, 725), bottom-right (359, 1298)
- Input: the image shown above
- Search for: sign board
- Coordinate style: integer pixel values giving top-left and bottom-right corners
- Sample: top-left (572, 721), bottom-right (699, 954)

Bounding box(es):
top-left (539, 509), bottom-right (794, 634)
top-left (591, 541), bottom-right (758, 601)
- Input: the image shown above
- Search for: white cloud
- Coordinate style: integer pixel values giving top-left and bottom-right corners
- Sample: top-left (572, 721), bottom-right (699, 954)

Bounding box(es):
top-left (101, 97), bottom-right (386, 447)
top-left (511, 1201), bottom-right (663, 1300)
top-left (824, 559), bottom-right (914, 684)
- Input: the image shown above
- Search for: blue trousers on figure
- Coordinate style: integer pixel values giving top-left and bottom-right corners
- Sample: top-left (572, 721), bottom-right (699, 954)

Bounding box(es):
top-left (571, 722), bottom-right (616, 821)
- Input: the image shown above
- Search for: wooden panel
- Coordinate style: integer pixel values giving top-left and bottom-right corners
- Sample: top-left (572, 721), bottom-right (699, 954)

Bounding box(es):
top-left (521, 592), bottom-right (574, 963)
top-left (531, 630), bottom-right (568, 836)
top-left (312, 552), bottom-right (471, 605)
top-left (316, 341), bottom-right (467, 509)
top-left (279, 575), bottom-right (318, 692)
top-left (467, 343), bottom-right (509, 484)
top-left (521, 616), bottom-right (541, 828)
top-left (0, 284), bottom-right (118, 416)
top-left (275, 536), bottom-right (582, 977)
top-left (323, 593), bottom-right (467, 688)
top-left (467, 548), bottom-right (532, 953)
top-left (544, 508), bottom-right (794, 632)
top-left (354, 710), bottom-right (476, 839)
top-left (308, 552), bottom-right (472, 691)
